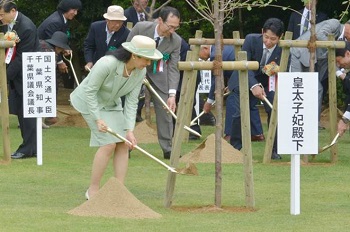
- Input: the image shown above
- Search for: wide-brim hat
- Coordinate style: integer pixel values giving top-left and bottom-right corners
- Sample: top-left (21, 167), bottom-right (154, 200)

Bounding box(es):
top-left (45, 31), bottom-right (71, 50)
top-left (122, 35), bottom-right (163, 60)
top-left (103, 5), bottom-right (127, 21)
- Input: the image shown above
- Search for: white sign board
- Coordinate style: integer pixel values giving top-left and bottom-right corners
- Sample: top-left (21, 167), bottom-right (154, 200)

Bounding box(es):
top-left (277, 72), bottom-right (318, 155)
top-left (197, 70), bottom-right (211, 93)
top-left (22, 52), bottom-right (56, 118)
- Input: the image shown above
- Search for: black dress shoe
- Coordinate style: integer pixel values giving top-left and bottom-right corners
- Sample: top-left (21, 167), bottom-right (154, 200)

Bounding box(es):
top-left (11, 152), bottom-right (36, 159)
top-left (271, 152), bottom-right (282, 160)
top-left (189, 134), bottom-right (200, 140)
top-left (200, 114), bottom-right (216, 126)
top-left (251, 134), bottom-right (265, 142)
top-left (136, 114), bottom-right (144, 122)
top-left (163, 152), bottom-right (171, 159)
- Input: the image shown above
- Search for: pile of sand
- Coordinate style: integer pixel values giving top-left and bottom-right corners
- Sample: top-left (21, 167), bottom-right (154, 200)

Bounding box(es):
top-left (180, 133), bottom-right (243, 164)
top-left (134, 121), bottom-right (158, 143)
top-left (68, 177), bottom-right (161, 219)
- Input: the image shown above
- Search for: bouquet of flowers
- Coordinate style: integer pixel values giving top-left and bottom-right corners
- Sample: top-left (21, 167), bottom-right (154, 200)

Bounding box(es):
top-left (262, 61), bottom-right (279, 76)
top-left (4, 30), bottom-right (20, 44)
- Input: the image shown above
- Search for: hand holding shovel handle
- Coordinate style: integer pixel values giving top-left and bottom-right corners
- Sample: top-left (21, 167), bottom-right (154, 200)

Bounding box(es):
top-left (190, 91), bottom-right (230, 126)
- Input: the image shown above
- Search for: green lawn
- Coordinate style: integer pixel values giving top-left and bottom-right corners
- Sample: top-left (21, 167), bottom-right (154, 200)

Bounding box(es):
top-left (1, 115), bottom-right (350, 232)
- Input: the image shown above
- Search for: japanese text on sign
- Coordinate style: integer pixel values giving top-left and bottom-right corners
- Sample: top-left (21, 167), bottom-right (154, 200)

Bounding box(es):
top-left (197, 70), bottom-right (211, 93)
top-left (277, 72), bottom-right (318, 155)
top-left (22, 52), bottom-right (56, 118)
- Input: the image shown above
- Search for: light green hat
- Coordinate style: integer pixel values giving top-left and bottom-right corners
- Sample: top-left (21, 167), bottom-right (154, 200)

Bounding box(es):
top-left (122, 35), bottom-right (163, 60)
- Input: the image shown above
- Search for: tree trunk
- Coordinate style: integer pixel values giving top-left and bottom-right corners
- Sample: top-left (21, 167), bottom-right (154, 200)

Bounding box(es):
top-left (213, 0), bottom-right (225, 208)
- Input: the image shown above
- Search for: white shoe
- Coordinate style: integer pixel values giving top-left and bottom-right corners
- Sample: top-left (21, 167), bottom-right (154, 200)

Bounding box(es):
top-left (42, 122), bottom-right (50, 129)
top-left (85, 189), bottom-right (89, 200)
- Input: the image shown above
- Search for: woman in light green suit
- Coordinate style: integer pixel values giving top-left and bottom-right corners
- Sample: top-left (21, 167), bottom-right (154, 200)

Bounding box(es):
top-left (70, 35), bottom-right (162, 200)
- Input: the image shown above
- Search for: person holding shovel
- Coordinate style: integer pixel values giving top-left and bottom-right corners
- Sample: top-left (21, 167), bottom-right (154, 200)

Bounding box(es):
top-left (335, 42), bottom-right (350, 136)
top-left (70, 35), bottom-right (162, 200)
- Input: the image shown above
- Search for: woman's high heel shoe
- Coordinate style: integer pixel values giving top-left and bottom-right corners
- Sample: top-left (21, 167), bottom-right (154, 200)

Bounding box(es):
top-left (85, 189), bottom-right (90, 200)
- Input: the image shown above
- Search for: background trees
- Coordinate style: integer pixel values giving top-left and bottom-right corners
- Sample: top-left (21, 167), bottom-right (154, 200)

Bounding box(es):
top-left (14, 0), bottom-right (349, 78)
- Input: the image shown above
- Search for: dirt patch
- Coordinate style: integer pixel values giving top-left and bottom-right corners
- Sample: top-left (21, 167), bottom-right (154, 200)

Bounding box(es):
top-left (319, 107), bottom-right (343, 129)
top-left (68, 177), bottom-right (162, 219)
top-left (180, 133), bottom-right (243, 164)
top-left (171, 205), bottom-right (256, 213)
top-left (51, 105), bottom-right (88, 128)
top-left (134, 121), bottom-right (158, 144)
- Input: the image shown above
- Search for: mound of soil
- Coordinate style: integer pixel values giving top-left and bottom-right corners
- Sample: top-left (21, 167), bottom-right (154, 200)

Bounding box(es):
top-left (68, 177), bottom-right (162, 219)
top-left (180, 134), bottom-right (243, 164)
top-left (134, 121), bottom-right (158, 144)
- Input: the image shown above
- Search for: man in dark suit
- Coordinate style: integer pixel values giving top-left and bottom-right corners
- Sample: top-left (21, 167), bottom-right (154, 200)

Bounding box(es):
top-left (124, 0), bottom-right (150, 27)
top-left (229, 18), bottom-right (285, 160)
top-left (335, 42), bottom-right (350, 136)
top-left (126, 6), bottom-right (181, 159)
top-left (84, 5), bottom-right (130, 71)
top-left (37, 0), bottom-right (82, 85)
top-left (0, 0), bottom-right (40, 159)
top-left (287, 1), bottom-right (328, 40)
top-left (200, 45), bottom-right (265, 142)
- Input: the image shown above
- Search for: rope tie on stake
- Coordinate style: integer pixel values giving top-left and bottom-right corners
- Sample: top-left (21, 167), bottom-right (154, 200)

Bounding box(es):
top-left (212, 59), bottom-right (222, 77)
top-left (307, 35), bottom-right (317, 53)
top-left (190, 61), bottom-right (194, 70)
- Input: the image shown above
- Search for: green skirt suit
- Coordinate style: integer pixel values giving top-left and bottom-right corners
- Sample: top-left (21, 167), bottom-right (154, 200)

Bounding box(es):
top-left (70, 55), bottom-right (145, 146)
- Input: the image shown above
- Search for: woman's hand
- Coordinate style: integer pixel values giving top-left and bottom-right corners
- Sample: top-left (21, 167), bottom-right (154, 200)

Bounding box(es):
top-left (96, 119), bottom-right (108, 132)
top-left (125, 131), bottom-right (137, 150)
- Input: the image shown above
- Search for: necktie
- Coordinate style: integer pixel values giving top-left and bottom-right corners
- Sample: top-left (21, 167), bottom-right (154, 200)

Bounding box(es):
top-left (106, 32), bottom-right (113, 45)
top-left (155, 37), bottom-right (160, 48)
top-left (260, 48), bottom-right (268, 69)
top-left (303, 10), bottom-right (310, 33)
top-left (139, 13), bottom-right (145, 22)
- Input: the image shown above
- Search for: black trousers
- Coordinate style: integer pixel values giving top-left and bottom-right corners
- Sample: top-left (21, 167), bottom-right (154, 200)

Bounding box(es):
top-left (9, 88), bottom-right (37, 155)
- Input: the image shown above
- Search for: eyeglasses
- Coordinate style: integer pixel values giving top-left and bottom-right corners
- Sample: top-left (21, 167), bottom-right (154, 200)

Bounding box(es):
top-left (164, 21), bottom-right (180, 31)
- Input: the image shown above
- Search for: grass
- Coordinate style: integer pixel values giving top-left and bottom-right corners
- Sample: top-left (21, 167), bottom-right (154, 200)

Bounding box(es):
top-left (1, 115), bottom-right (350, 231)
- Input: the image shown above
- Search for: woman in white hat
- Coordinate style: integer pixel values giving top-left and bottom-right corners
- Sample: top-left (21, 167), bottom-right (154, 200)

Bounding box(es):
top-left (70, 35), bottom-right (162, 200)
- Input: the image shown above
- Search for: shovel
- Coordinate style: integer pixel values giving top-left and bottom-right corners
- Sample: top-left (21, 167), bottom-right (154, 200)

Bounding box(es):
top-left (190, 91), bottom-right (230, 126)
top-left (63, 53), bottom-right (80, 86)
top-left (318, 133), bottom-right (340, 154)
top-left (106, 128), bottom-right (180, 174)
top-left (263, 96), bottom-right (273, 109)
top-left (143, 79), bottom-right (202, 138)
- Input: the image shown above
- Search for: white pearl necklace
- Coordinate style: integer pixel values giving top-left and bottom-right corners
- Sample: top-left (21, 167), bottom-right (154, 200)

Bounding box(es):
top-left (124, 64), bottom-right (131, 77)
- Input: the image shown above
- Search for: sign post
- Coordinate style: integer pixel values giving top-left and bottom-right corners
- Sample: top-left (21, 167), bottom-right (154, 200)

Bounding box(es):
top-left (278, 72), bottom-right (318, 215)
top-left (22, 52), bottom-right (56, 165)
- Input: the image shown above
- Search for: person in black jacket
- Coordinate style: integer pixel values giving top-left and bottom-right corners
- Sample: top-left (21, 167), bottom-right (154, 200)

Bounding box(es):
top-left (0, 0), bottom-right (40, 159)
top-left (335, 42), bottom-right (350, 136)
top-left (124, 0), bottom-right (150, 27)
top-left (37, 0), bottom-right (82, 74)
top-left (84, 5), bottom-right (129, 71)
top-left (287, 1), bottom-right (328, 40)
